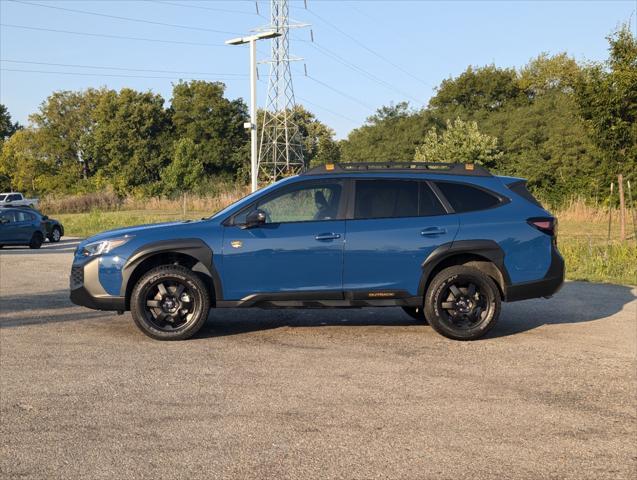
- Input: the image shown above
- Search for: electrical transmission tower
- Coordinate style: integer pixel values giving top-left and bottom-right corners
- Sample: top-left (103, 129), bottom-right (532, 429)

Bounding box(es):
top-left (257, 0), bottom-right (308, 183)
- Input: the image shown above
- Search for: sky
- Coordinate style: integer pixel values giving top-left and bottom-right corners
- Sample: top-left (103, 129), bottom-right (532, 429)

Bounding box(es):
top-left (1, 0), bottom-right (635, 139)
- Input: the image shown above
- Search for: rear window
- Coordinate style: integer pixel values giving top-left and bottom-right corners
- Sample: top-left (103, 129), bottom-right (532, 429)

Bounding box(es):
top-left (507, 180), bottom-right (543, 207)
top-left (435, 182), bottom-right (501, 213)
top-left (354, 180), bottom-right (445, 219)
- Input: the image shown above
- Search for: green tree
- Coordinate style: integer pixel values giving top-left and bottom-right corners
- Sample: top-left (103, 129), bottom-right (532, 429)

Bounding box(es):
top-left (340, 102), bottom-right (441, 163)
top-left (86, 88), bottom-right (173, 195)
top-left (162, 138), bottom-right (205, 194)
top-left (518, 52), bottom-right (582, 97)
top-left (170, 80), bottom-right (248, 177)
top-left (429, 65), bottom-right (523, 113)
top-left (0, 129), bottom-right (54, 194)
top-left (414, 118), bottom-right (502, 167)
top-left (30, 89), bottom-right (107, 188)
top-left (576, 23), bottom-right (637, 186)
top-left (291, 105), bottom-right (340, 167)
top-left (0, 104), bottom-right (21, 141)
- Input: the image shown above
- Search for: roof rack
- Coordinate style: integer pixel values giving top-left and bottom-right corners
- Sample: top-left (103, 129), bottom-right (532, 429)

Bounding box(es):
top-left (302, 162), bottom-right (492, 177)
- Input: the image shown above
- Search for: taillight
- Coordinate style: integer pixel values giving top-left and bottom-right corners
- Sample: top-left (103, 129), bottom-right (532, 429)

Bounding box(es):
top-left (527, 217), bottom-right (557, 236)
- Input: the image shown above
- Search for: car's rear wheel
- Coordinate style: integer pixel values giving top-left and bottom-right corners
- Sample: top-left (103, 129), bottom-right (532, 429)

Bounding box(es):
top-left (130, 265), bottom-right (210, 341)
top-left (29, 232), bottom-right (44, 249)
top-left (49, 226), bottom-right (62, 242)
top-left (424, 266), bottom-right (500, 340)
top-left (401, 306), bottom-right (428, 324)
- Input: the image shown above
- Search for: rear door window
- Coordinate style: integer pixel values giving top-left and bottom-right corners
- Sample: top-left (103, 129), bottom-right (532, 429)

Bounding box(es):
top-left (435, 182), bottom-right (501, 213)
top-left (353, 180), bottom-right (445, 219)
top-left (16, 211), bottom-right (35, 222)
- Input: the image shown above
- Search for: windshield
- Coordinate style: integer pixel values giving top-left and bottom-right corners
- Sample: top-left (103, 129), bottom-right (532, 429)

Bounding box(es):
top-left (208, 180), bottom-right (292, 221)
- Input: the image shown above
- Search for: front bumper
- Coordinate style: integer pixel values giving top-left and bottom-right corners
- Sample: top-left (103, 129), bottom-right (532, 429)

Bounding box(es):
top-left (69, 257), bottom-right (125, 311)
top-left (505, 243), bottom-right (565, 302)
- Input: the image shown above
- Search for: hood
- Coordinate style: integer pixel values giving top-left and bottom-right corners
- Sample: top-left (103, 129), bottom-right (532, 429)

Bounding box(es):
top-left (80, 220), bottom-right (200, 246)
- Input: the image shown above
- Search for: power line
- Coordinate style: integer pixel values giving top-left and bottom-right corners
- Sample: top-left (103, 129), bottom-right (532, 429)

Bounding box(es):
top-left (0, 68), bottom-right (242, 81)
top-left (304, 74), bottom-right (375, 110)
top-left (0, 24), bottom-right (227, 47)
top-left (10, 0), bottom-right (241, 36)
top-left (302, 7), bottom-right (431, 87)
top-left (296, 95), bottom-right (359, 124)
top-left (1, 60), bottom-right (247, 77)
top-left (298, 37), bottom-right (423, 104)
top-left (152, 0), bottom-right (263, 17)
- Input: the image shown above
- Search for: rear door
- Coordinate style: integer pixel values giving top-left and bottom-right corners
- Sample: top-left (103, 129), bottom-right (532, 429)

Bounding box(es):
top-left (343, 179), bottom-right (459, 298)
top-left (14, 210), bottom-right (37, 241)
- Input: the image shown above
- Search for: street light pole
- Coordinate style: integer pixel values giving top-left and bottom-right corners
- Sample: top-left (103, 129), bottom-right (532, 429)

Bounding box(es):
top-left (226, 31), bottom-right (281, 193)
top-left (249, 38), bottom-right (258, 193)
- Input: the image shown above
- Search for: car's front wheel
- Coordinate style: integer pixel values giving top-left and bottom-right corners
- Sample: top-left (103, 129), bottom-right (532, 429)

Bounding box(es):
top-left (49, 226), bottom-right (62, 242)
top-left (424, 266), bottom-right (500, 340)
top-left (29, 232), bottom-right (44, 249)
top-left (130, 265), bottom-right (210, 341)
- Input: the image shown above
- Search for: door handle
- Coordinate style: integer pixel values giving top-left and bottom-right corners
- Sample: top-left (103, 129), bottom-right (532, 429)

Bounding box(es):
top-left (315, 233), bottom-right (341, 241)
top-left (421, 227), bottom-right (446, 236)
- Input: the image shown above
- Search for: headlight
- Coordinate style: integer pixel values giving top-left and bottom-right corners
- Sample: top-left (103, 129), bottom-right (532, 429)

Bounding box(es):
top-left (80, 237), bottom-right (133, 257)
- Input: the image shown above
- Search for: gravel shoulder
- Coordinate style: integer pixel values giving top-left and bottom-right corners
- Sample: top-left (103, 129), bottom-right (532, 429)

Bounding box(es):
top-left (1, 241), bottom-right (635, 479)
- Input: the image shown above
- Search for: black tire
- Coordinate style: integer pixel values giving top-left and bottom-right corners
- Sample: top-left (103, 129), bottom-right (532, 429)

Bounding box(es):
top-left (401, 306), bottom-right (429, 324)
top-left (424, 266), bottom-right (500, 341)
top-left (49, 226), bottom-right (62, 242)
top-left (29, 232), bottom-right (44, 249)
top-left (130, 265), bottom-right (210, 341)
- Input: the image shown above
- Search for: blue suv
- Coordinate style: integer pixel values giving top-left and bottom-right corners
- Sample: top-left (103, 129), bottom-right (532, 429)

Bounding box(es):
top-left (70, 162), bottom-right (564, 341)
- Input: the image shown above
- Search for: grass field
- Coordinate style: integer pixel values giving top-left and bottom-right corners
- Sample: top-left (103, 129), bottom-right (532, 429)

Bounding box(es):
top-left (52, 196), bottom-right (636, 286)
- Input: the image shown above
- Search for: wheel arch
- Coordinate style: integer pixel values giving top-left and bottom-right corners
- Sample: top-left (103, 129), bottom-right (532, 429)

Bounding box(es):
top-left (418, 240), bottom-right (510, 299)
top-left (121, 239), bottom-right (222, 309)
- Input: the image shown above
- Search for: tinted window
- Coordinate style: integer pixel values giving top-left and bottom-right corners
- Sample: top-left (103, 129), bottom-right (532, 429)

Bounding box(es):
top-left (235, 181), bottom-right (343, 224)
top-left (355, 180), bottom-right (418, 219)
top-left (16, 211), bottom-right (35, 222)
top-left (7, 194), bottom-right (20, 201)
top-left (435, 182), bottom-right (501, 213)
top-left (508, 181), bottom-right (543, 207)
top-left (419, 183), bottom-right (447, 216)
top-left (0, 211), bottom-right (16, 224)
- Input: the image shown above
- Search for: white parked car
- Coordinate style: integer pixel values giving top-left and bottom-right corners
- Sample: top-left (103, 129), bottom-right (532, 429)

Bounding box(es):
top-left (0, 192), bottom-right (39, 208)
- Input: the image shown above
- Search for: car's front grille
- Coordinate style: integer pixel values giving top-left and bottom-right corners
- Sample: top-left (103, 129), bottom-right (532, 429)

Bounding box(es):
top-left (70, 266), bottom-right (84, 289)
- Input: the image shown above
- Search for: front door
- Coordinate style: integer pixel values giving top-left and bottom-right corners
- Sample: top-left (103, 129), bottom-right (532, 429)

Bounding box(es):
top-left (343, 179), bottom-right (459, 297)
top-left (220, 180), bottom-right (346, 301)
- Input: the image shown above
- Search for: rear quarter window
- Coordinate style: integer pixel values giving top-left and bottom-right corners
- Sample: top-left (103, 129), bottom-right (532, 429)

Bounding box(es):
top-left (507, 181), bottom-right (543, 207)
top-left (435, 182), bottom-right (502, 213)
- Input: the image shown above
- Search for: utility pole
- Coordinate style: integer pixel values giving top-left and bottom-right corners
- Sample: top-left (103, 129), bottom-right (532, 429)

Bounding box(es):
top-left (618, 174), bottom-right (626, 241)
top-left (257, 0), bottom-right (309, 183)
top-left (226, 31), bottom-right (281, 192)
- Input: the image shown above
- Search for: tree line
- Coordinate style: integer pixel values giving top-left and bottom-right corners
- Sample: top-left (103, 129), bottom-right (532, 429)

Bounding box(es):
top-left (1, 23), bottom-right (634, 205)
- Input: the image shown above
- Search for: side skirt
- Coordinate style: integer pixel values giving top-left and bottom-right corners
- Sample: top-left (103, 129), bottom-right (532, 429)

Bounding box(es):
top-left (216, 290), bottom-right (421, 309)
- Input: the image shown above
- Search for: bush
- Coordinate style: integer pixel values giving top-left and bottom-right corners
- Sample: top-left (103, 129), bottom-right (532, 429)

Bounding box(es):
top-left (40, 191), bottom-right (122, 214)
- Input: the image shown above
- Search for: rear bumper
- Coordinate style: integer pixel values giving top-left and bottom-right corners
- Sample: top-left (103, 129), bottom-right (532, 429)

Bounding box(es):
top-left (505, 244), bottom-right (565, 302)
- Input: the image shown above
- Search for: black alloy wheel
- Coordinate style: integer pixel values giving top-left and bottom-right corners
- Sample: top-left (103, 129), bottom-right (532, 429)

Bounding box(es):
top-left (425, 266), bottom-right (500, 340)
top-left (131, 265), bottom-right (210, 340)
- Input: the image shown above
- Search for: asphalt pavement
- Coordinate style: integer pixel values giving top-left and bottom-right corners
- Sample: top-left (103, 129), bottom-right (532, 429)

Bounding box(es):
top-left (0, 240), bottom-right (635, 479)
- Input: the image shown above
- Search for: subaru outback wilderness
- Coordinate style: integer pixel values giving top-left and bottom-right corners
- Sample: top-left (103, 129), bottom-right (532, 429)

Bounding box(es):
top-left (70, 162), bottom-right (564, 341)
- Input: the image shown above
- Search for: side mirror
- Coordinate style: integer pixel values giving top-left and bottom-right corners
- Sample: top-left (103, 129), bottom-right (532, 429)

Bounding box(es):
top-left (0, 218), bottom-right (9, 225)
top-left (42, 215), bottom-right (49, 220)
top-left (244, 209), bottom-right (266, 228)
